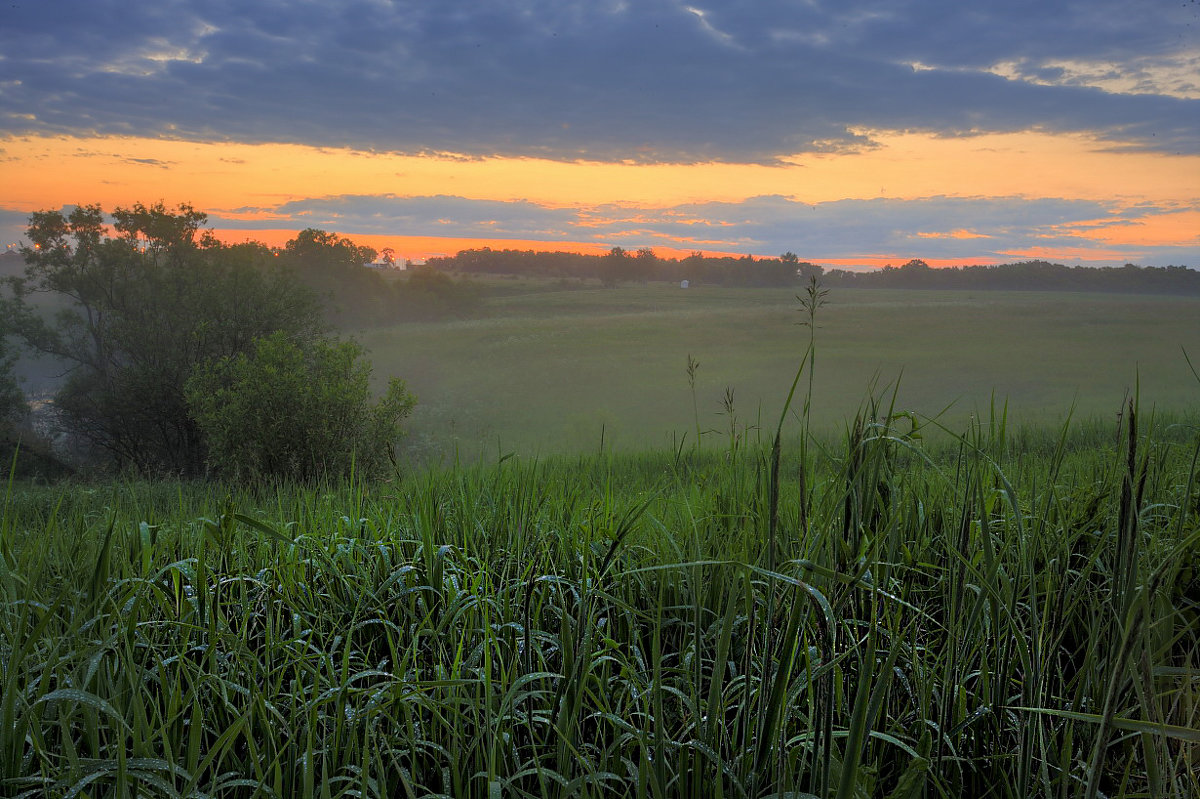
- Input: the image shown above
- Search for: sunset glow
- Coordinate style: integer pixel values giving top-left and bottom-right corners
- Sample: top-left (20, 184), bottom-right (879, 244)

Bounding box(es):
top-left (2, 2), bottom-right (1197, 266)
top-left (4, 130), bottom-right (1196, 265)
top-left (5, 130), bottom-right (1198, 211)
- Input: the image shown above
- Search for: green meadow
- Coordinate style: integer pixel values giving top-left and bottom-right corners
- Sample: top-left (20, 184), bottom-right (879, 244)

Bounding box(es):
top-left (2, 281), bottom-right (1199, 797)
top-left (4, 404), bottom-right (1199, 797)
top-left (361, 283), bottom-right (1200, 460)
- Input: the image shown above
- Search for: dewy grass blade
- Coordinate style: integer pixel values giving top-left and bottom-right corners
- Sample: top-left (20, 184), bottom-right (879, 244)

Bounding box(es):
top-left (1016, 707), bottom-right (1200, 743)
top-left (3, 388), bottom-right (1199, 796)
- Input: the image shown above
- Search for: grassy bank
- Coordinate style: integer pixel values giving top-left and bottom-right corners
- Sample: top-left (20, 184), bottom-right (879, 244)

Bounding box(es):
top-left (2, 403), bottom-right (1198, 797)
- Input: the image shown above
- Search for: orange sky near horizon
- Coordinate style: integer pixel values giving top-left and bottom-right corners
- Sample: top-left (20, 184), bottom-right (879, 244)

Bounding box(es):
top-left (3, 130), bottom-right (1198, 264)
top-left (207, 229), bottom-right (694, 261)
top-left (203, 228), bottom-right (1003, 269)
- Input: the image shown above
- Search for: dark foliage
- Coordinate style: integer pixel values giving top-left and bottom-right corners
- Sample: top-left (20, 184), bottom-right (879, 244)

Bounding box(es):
top-left (823, 258), bottom-right (1200, 293)
top-left (429, 249), bottom-right (1197, 294)
top-left (5, 203), bottom-right (323, 475)
top-left (280, 229), bottom-right (480, 326)
top-left (428, 247), bottom-right (817, 287)
top-left (185, 332), bottom-right (416, 482)
top-left (0, 322), bottom-right (23, 439)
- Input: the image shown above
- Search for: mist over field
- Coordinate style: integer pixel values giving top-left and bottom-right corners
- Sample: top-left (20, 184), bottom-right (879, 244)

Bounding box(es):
top-left (357, 280), bottom-right (1200, 461)
top-left (9, 241), bottom-right (1199, 463)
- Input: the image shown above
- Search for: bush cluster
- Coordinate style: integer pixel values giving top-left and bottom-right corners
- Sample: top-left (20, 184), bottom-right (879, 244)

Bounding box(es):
top-left (2, 202), bottom-right (416, 481)
top-left (185, 333), bottom-right (414, 482)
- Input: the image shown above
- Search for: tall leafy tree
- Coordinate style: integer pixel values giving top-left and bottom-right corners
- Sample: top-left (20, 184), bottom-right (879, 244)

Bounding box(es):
top-left (599, 246), bottom-right (636, 287)
top-left (279, 228), bottom-right (387, 327)
top-left (7, 203), bottom-right (323, 474)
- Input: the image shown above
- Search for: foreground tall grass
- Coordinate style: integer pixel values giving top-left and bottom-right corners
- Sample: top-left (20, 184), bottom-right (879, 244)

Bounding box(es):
top-left (2, 404), bottom-right (1198, 797)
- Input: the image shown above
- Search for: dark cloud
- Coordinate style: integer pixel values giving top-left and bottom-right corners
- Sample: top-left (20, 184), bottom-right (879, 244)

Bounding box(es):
top-left (228, 194), bottom-right (583, 240)
top-left (2, 0), bottom-right (1196, 161)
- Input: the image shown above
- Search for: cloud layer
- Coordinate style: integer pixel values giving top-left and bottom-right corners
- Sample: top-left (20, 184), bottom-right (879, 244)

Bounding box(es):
top-left (3, 0), bottom-right (1197, 161)
top-left (208, 193), bottom-right (1197, 265)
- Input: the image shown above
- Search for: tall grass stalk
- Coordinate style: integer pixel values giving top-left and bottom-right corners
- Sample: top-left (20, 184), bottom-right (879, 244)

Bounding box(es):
top-left (1, 400), bottom-right (1197, 797)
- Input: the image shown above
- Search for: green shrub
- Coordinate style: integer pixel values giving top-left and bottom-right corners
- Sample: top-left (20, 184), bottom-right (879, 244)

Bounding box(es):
top-left (185, 332), bottom-right (415, 482)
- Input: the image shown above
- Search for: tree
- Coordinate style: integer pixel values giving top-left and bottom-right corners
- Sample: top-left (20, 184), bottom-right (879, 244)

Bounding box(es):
top-left (0, 319), bottom-right (24, 439)
top-left (634, 247), bottom-right (658, 281)
top-left (113, 200), bottom-right (208, 267)
top-left (279, 228), bottom-right (389, 327)
top-left (7, 203), bottom-right (323, 474)
top-left (185, 332), bottom-right (416, 482)
top-left (599, 246), bottom-right (634, 287)
top-left (798, 261), bottom-right (824, 280)
top-left (284, 228), bottom-right (377, 269)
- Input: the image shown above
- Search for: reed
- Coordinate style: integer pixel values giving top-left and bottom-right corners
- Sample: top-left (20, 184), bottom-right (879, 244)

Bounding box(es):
top-left (2, 399), bottom-right (1197, 797)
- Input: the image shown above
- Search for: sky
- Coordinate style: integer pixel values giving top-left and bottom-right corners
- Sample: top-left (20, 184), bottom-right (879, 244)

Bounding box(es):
top-left (2, 0), bottom-right (1198, 267)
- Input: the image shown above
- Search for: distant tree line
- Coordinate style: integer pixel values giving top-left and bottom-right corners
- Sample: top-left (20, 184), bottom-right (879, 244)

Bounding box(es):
top-left (821, 259), bottom-right (1200, 294)
top-left (428, 247), bottom-right (822, 287)
top-left (430, 249), bottom-right (1196, 294)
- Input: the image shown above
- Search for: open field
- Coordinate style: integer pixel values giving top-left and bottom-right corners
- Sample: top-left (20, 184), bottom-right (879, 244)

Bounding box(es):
top-left (359, 283), bottom-right (1200, 461)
